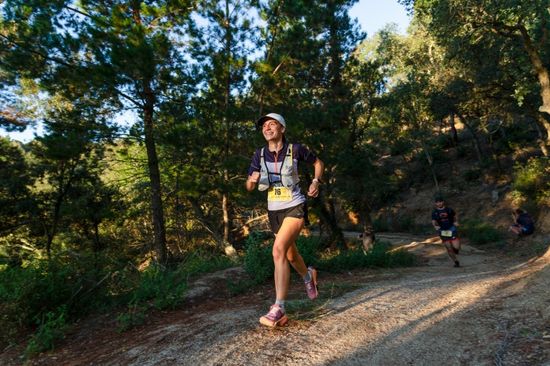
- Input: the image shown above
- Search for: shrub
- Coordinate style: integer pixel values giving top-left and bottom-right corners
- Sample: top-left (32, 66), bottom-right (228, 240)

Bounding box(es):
top-left (243, 231), bottom-right (274, 285)
top-left (511, 157), bottom-right (550, 205)
top-left (434, 133), bottom-right (455, 150)
top-left (241, 234), bottom-right (416, 284)
top-left (25, 306), bottom-right (68, 357)
top-left (116, 304), bottom-right (146, 332)
top-left (0, 258), bottom-right (107, 329)
top-left (178, 251), bottom-right (235, 278)
top-left (461, 219), bottom-right (502, 245)
top-left (129, 265), bottom-right (188, 310)
top-left (390, 138), bottom-right (414, 156)
top-left (296, 236), bottom-right (320, 268)
top-left (318, 242), bottom-right (416, 272)
top-left (0, 249), bottom-right (238, 345)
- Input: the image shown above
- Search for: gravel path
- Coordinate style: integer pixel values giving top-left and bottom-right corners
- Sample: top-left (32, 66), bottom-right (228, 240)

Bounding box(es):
top-left (111, 239), bottom-right (550, 366)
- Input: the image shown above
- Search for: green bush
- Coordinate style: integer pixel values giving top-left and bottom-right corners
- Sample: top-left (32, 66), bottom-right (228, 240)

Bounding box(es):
top-left (243, 231), bottom-right (274, 285)
top-left (116, 304), bottom-right (146, 332)
top-left (318, 242), bottom-right (416, 272)
top-left (178, 251), bottom-right (235, 278)
top-left (390, 138), bottom-right (414, 156)
top-left (0, 258), bottom-right (106, 328)
top-left (25, 306), bottom-right (68, 357)
top-left (0, 250), bottom-right (237, 346)
top-left (511, 157), bottom-right (550, 204)
top-left (434, 133), bottom-right (455, 150)
top-left (296, 236), bottom-right (321, 267)
top-left (426, 145), bottom-right (448, 165)
top-left (241, 233), bottom-right (416, 282)
top-left (461, 219), bottom-right (502, 245)
top-left (129, 265), bottom-right (188, 310)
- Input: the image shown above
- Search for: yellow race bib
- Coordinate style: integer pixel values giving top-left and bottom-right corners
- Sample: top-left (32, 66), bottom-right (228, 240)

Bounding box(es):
top-left (268, 186), bottom-right (292, 202)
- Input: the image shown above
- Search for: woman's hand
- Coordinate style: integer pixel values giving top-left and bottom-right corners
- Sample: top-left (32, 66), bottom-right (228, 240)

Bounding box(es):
top-left (248, 171), bottom-right (260, 183)
top-left (246, 171), bottom-right (260, 191)
top-left (307, 180), bottom-right (320, 197)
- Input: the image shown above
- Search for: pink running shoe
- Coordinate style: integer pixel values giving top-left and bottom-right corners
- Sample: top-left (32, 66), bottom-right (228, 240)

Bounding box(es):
top-left (259, 304), bottom-right (288, 327)
top-left (304, 267), bottom-right (318, 300)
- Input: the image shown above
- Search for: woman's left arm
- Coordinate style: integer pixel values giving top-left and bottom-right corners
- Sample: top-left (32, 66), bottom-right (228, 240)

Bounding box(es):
top-left (307, 158), bottom-right (324, 197)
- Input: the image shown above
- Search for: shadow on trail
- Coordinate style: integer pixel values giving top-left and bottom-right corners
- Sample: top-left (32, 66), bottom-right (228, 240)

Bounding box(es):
top-left (323, 258), bottom-right (548, 366)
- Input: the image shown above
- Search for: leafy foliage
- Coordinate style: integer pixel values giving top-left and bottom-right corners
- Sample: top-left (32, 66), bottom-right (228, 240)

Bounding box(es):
top-left (511, 157), bottom-right (550, 205)
top-left (461, 219), bottom-right (503, 245)
top-left (242, 232), bottom-right (415, 285)
top-left (243, 231), bottom-right (274, 285)
top-left (318, 242), bottom-right (416, 272)
top-left (25, 306), bottom-right (68, 357)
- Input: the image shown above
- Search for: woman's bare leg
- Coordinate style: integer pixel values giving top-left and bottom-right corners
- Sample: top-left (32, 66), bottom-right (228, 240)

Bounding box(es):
top-left (272, 217), bottom-right (304, 301)
top-left (286, 242), bottom-right (308, 277)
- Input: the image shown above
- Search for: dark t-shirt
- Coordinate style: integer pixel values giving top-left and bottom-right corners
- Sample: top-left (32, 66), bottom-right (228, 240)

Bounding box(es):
top-left (431, 207), bottom-right (456, 230)
top-left (247, 142), bottom-right (317, 176)
top-left (247, 142), bottom-right (317, 211)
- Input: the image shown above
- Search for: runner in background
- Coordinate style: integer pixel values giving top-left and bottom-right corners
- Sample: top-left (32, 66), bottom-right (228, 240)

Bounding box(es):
top-left (246, 113), bottom-right (324, 327)
top-left (431, 196), bottom-right (461, 267)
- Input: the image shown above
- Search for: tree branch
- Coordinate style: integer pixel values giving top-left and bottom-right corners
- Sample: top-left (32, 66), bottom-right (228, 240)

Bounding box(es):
top-left (0, 33), bottom-right (75, 68)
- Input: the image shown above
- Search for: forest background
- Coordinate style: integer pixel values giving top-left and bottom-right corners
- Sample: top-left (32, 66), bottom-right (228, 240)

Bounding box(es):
top-left (0, 0), bottom-right (549, 358)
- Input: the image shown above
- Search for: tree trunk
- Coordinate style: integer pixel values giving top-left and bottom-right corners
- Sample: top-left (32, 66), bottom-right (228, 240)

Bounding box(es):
top-left (536, 114), bottom-right (550, 156)
top-left (45, 162), bottom-right (78, 258)
top-left (221, 0), bottom-right (236, 257)
top-left (143, 84), bottom-right (167, 265)
top-left (221, 190), bottom-right (237, 257)
top-left (487, 135), bottom-right (503, 176)
top-left (93, 221), bottom-right (101, 252)
top-left (188, 197), bottom-right (226, 248)
top-left (449, 112), bottom-right (458, 146)
top-left (420, 141), bottom-right (439, 191)
top-left (456, 112), bottom-right (484, 163)
top-left (518, 25), bottom-right (550, 120)
top-left (131, 0), bottom-right (167, 264)
top-left (315, 184), bottom-right (345, 249)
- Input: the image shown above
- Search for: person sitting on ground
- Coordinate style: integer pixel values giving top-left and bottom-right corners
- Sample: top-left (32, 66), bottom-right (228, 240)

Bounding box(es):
top-left (509, 208), bottom-right (535, 236)
top-left (431, 196), bottom-right (461, 268)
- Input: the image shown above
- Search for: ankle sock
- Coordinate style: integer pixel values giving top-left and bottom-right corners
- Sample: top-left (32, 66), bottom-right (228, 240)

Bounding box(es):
top-left (303, 269), bottom-right (312, 283)
top-left (275, 299), bottom-right (285, 312)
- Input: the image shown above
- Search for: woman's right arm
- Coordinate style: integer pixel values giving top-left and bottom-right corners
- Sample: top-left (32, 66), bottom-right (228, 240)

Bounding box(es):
top-left (246, 150), bottom-right (261, 192)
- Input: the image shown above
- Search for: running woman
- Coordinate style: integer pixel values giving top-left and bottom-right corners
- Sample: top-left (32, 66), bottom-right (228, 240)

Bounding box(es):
top-left (246, 113), bottom-right (324, 327)
top-left (431, 196), bottom-right (461, 267)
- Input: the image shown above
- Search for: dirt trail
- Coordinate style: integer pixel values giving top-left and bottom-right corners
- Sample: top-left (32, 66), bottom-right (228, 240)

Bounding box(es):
top-left (16, 234), bottom-right (550, 365)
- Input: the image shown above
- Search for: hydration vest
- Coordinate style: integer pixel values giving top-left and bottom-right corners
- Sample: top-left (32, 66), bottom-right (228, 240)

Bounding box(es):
top-left (258, 144), bottom-right (300, 191)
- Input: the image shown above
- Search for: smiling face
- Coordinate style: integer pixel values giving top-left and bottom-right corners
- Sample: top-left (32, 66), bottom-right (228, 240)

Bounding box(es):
top-left (261, 118), bottom-right (285, 142)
